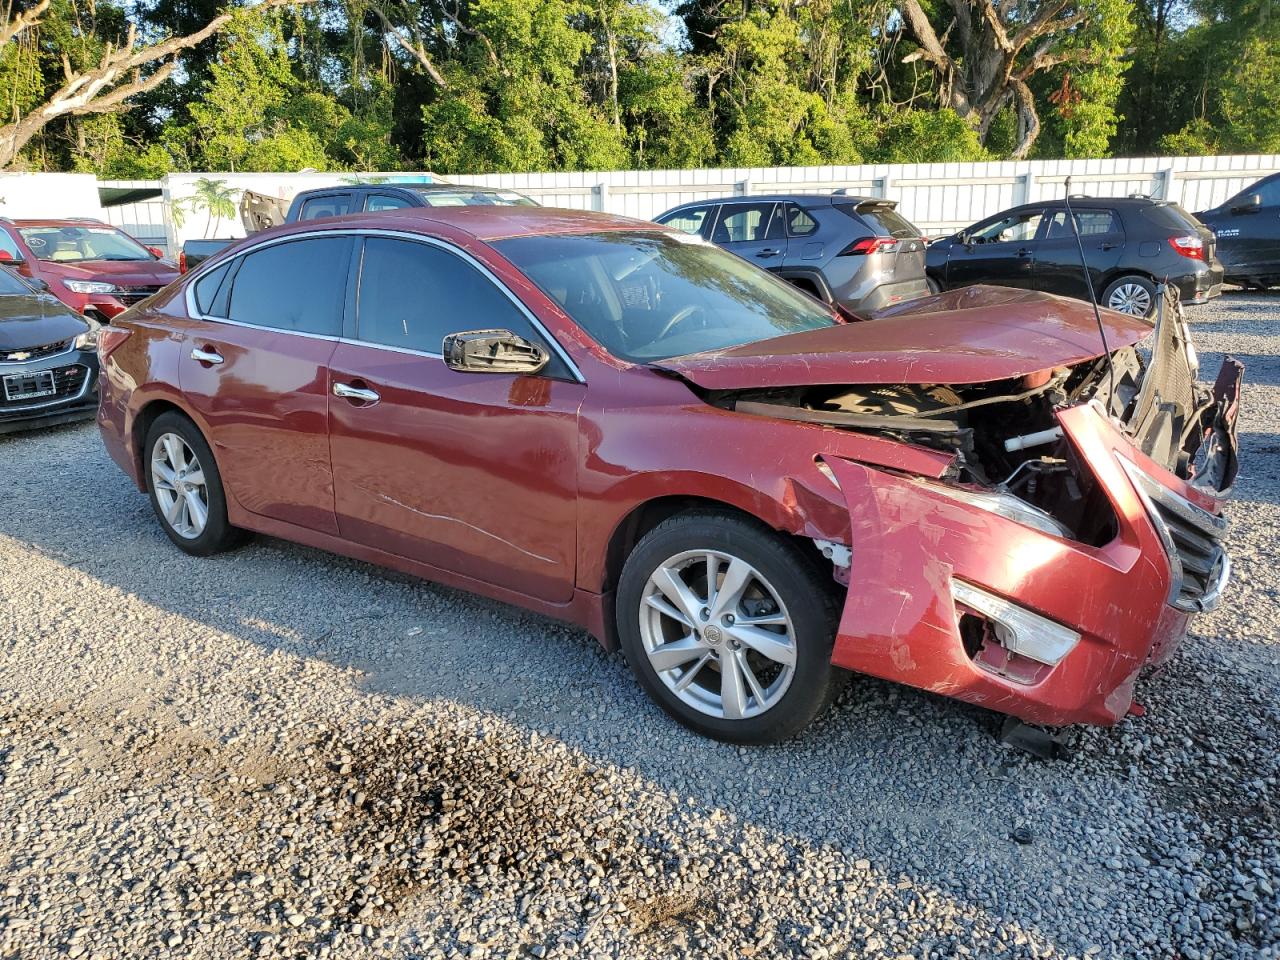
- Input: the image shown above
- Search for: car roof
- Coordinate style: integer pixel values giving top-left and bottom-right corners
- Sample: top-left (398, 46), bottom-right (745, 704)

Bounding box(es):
top-left (667, 193), bottom-right (881, 210)
top-left (1009, 196), bottom-right (1171, 213)
top-left (302, 183), bottom-right (515, 196)
top-left (274, 205), bottom-right (666, 242)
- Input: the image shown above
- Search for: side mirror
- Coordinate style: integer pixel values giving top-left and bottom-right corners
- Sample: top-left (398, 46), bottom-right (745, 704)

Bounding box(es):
top-left (442, 329), bottom-right (549, 375)
top-left (30, 278), bottom-right (50, 292)
top-left (1231, 193), bottom-right (1262, 214)
top-left (147, 246), bottom-right (165, 258)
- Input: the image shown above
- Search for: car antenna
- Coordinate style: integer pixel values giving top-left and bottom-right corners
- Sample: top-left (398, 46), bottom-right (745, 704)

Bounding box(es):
top-left (1062, 178), bottom-right (1117, 411)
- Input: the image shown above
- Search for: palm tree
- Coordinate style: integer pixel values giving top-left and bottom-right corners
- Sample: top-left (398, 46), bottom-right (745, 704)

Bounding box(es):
top-left (171, 178), bottom-right (238, 238)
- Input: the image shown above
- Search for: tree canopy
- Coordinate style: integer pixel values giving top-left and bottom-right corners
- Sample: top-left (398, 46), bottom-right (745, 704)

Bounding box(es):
top-left (0, 0), bottom-right (1274, 174)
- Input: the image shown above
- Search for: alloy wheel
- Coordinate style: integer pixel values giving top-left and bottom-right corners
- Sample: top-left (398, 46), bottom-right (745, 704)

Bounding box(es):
top-left (1107, 283), bottom-right (1152, 316)
top-left (151, 433), bottom-right (209, 540)
top-left (639, 549), bottom-right (796, 720)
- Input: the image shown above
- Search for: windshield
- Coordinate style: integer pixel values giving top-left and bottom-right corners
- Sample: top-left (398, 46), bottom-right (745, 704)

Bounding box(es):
top-left (495, 231), bottom-right (837, 362)
top-left (408, 188), bottom-right (536, 207)
top-left (19, 225), bottom-right (155, 263)
top-left (0, 266), bottom-right (33, 295)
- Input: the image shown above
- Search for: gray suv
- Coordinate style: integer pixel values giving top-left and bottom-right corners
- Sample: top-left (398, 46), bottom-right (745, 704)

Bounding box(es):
top-left (654, 193), bottom-right (930, 313)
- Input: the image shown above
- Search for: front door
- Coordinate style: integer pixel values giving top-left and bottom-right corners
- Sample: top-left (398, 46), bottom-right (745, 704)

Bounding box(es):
top-left (178, 235), bottom-right (353, 535)
top-left (1219, 178), bottom-right (1280, 280)
top-left (711, 201), bottom-right (787, 271)
top-left (327, 235), bottom-right (584, 604)
top-left (947, 209), bottom-right (1045, 289)
top-left (1033, 208), bottom-right (1124, 299)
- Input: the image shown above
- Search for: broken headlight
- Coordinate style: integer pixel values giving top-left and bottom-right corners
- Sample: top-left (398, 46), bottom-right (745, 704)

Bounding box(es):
top-left (915, 479), bottom-right (1072, 540)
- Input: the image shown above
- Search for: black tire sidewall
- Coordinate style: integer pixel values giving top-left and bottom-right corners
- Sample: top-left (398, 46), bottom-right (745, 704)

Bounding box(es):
top-left (143, 412), bottom-right (240, 556)
top-left (616, 513), bottom-right (840, 744)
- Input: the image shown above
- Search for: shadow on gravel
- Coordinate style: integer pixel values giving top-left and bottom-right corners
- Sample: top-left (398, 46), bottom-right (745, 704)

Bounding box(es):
top-left (2, 413), bottom-right (1277, 955)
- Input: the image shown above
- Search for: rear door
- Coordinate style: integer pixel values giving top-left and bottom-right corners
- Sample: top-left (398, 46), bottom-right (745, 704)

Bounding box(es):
top-left (709, 201), bottom-right (787, 271)
top-left (179, 235), bottom-right (353, 535)
top-left (1033, 207), bottom-right (1124, 298)
top-left (326, 235), bottom-right (584, 603)
top-left (946, 208), bottom-right (1045, 289)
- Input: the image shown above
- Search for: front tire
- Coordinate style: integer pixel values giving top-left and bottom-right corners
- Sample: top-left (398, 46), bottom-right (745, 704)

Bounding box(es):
top-left (1102, 274), bottom-right (1157, 317)
top-left (144, 411), bottom-right (246, 556)
top-left (616, 511), bottom-right (845, 744)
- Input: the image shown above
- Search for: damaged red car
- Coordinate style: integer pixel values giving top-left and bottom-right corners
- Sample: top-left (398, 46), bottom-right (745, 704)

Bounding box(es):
top-left (96, 208), bottom-right (1243, 744)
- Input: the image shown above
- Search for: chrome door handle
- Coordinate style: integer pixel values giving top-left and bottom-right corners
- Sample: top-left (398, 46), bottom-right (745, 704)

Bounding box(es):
top-left (190, 347), bottom-right (223, 365)
top-left (333, 382), bottom-right (380, 404)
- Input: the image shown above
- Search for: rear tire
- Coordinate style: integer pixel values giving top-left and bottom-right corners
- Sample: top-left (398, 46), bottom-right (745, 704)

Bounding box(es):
top-left (144, 411), bottom-right (247, 556)
top-left (1102, 274), bottom-right (1157, 317)
top-left (616, 510), bottom-right (845, 744)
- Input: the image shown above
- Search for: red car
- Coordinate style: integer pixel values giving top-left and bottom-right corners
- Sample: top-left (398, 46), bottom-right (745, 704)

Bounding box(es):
top-left (0, 218), bottom-right (179, 323)
top-left (96, 208), bottom-right (1242, 744)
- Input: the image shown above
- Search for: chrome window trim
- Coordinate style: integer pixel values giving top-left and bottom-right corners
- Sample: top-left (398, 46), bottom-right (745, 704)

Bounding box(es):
top-left (0, 362), bottom-right (92, 412)
top-left (183, 228), bottom-right (584, 382)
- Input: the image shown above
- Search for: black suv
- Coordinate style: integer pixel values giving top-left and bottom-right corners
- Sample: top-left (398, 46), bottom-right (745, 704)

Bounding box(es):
top-left (1197, 173), bottom-right (1280, 289)
top-left (927, 197), bottom-right (1224, 316)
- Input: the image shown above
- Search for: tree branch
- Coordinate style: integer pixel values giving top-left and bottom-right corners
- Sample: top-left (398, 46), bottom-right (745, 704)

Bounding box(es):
top-left (367, 1), bottom-right (448, 87)
top-left (0, 0), bottom-right (48, 47)
top-left (0, 0), bottom-right (316, 168)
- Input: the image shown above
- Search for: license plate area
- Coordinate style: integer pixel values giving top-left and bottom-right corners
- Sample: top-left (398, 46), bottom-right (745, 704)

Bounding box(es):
top-left (3, 370), bottom-right (56, 402)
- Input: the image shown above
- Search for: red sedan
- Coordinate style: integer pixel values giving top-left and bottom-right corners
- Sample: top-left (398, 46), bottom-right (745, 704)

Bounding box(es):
top-left (96, 207), bottom-right (1242, 744)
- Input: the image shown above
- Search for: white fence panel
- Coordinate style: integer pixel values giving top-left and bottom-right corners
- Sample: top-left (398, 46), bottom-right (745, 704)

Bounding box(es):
top-left (16, 155), bottom-right (1280, 246)
top-left (0, 173), bottom-right (103, 219)
top-left (462, 155), bottom-right (1280, 234)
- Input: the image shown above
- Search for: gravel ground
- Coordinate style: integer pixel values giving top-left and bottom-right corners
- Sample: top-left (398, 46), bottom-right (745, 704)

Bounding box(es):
top-left (1, 291), bottom-right (1277, 960)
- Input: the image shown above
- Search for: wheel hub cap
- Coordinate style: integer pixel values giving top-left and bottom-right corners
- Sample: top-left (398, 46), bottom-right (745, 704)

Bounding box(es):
top-left (639, 549), bottom-right (797, 721)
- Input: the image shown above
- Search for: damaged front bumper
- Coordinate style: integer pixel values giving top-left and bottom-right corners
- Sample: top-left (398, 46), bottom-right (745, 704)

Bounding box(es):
top-left (822, 396), bottom-right (1238, 728)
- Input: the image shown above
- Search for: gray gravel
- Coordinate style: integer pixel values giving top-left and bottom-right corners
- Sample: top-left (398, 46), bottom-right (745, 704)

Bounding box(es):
top-left (1, 290), bottom-right (1278, 960)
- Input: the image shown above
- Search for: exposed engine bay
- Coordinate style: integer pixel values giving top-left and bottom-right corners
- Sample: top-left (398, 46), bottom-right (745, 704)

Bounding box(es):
top-left (708, 287), bottom-right (1243, 545)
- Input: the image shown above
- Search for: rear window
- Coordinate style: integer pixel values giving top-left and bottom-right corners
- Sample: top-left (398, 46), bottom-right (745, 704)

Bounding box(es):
top-left (1139, 202), bottom-right (1202, 233)
top-left (849, 203), bottom-right (919, 239)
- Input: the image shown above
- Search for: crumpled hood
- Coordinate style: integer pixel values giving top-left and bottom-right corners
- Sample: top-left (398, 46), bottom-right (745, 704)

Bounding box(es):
top-left (0, 292), bottom-right (88, 350)
top-left (656, 285), bottom-right (1154, 389)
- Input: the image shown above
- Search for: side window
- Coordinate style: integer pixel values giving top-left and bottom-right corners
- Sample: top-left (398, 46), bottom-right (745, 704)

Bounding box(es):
top-left (969, 211), bottom-right (1043, 245)
top-left (657, 205), bottom-right (712, 235)
top-left (1255, 179), bottom-right (1280, 205)
top-left (226, 237), bottom-right (351, 336)
top-left (298, 194), bottom-right (352, 221)
top-left (786, 204), bottom-right (818, 237)
top-left (0, 229), bottom-right (21, 261)
top-left (365, 194), bottom-right (413, 212)
top-left (192, 262), bottom-right (231, 316)
top-left (712, 202), bottom-right (780, 243)
top-left (1046, 210), bottom-right (1120, 239)
top-left (356, 237), bottom-right (546, 360)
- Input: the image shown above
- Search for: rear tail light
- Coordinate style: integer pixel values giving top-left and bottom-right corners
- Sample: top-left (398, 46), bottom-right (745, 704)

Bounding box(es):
top-left (1169, 234), bottom-right (1205, 260)
top-left (839, 236), bottom-right (899, 256)
top-left (178, 251), bottom-right (188, 274)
